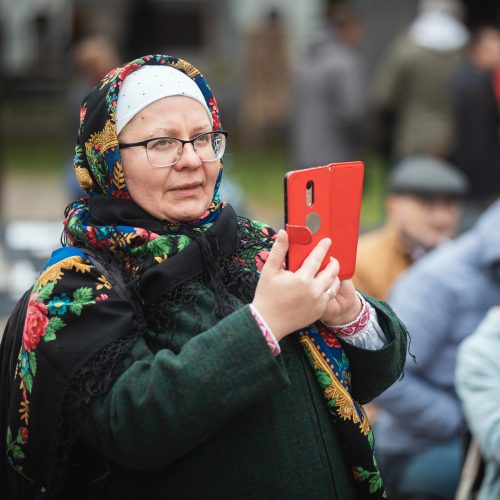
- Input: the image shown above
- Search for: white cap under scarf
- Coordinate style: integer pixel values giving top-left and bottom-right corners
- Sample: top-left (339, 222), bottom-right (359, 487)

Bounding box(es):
top-left (116, 65), bottom-right (212, 134)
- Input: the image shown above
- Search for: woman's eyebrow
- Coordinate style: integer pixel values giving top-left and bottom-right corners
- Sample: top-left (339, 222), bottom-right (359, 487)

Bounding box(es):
top-left (191, 125), bottom-right (213, 135)
top-left (149, 125), bottom-right (212, 138)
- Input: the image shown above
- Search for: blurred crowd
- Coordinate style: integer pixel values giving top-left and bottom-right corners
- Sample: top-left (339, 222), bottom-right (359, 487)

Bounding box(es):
top-left (251, 0), bottom-right (500, 498)
top-left (311, 1), bottom-right (500, 499)
top-left (2, 0), bottom-right (500, 498)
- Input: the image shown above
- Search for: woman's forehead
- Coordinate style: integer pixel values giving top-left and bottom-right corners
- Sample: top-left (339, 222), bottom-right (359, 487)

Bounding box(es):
top-left (120, 96), bottom-right (212, 137)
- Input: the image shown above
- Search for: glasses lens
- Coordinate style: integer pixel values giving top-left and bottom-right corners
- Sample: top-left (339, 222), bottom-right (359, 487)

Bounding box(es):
top-left (145, 133), bottom-right (226, 167)
top-left (194, 132), bottom-right (226, 162)
top-left (146, 138), bottom-right (181, 167)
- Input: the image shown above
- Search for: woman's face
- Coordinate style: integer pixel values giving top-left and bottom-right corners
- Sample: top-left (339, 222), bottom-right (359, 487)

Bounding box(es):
top-left (119, 95), bottom-right (220, 222)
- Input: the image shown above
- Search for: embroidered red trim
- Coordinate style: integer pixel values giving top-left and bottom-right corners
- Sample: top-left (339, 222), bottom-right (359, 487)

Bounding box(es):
top-left (249, 305), bottom-right (281, 356)
top-left (320, 294), bottom-right (370, 338)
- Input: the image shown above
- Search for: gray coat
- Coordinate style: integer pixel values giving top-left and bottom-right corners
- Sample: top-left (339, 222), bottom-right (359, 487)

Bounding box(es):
top-left (374, 199), bottom-right (500, 459)
top-left (456, 308), bottom-right (500, 500)
top-left (292, 30), bottom-right (364, 169)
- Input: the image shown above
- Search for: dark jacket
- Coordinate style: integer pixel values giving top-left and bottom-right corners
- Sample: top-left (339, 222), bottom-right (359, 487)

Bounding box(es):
top-left (1, 208), bottom-right (407, 500)
top-left (452, 62), bottom-right (500, 200)
top-left (77, 278), bottom-right (406, 499)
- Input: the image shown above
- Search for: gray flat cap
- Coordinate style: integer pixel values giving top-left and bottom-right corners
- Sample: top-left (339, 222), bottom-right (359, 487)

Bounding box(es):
top-left (390, 156), bottom-right (469, 196)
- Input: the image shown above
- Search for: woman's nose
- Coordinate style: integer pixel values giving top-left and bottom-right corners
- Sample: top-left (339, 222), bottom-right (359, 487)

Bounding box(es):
top-left (173, 143), bottom-right (202, 170)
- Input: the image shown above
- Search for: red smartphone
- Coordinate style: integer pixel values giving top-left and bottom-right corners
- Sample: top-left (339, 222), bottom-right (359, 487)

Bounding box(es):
top-left (284, 161), bottom-right (364, 279)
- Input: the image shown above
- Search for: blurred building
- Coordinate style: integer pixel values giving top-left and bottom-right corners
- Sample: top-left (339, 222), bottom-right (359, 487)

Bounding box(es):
top-left (0, 0), bottom-right (317, 133)
top-left (1, 0), bottom-right (499, 131)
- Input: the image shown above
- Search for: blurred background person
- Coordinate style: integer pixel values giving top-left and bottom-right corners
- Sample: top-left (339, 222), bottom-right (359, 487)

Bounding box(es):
top-left (63, 34), bottom-right (121, 199)
top-left (354, 155), bottom-right (468, 300)
top-left (354, 155), bottom-right (466, 426)
top-left (292, 0), bottom-right (364, 169)
top-left (239, 8), bottom-right (292, 148)
top-left (373, 198), bottom-right (500, 499)
top-left (368, 0), bottom-right (468, 165)
top-left (456, 306), bottom-right (500, 500)
top-left (451, 26), bottom-right (500, 231)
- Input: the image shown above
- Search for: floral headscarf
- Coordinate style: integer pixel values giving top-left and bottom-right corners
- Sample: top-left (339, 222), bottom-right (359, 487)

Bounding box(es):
top-left (74, 54), bottom-right (223, 199)
top-left (63, 55), bottom-right (225, 270)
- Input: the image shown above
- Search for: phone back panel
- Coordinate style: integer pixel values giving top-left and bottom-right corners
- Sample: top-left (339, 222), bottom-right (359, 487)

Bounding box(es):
top-left (285, 161), bottom-right (364, 279)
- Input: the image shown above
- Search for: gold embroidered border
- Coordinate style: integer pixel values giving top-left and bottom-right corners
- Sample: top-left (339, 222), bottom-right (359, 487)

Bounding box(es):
top-left (86, 120), bottom-right (119, 156)
top-left (37, 256), bottom-right (93, 288)
top-left (299, 335), bottom-right (371, 436)
top-left (171, 58), bottom-right (201, 79)
top-left (112, 161), bottom-right (126, 190)
top-left (75, 167), bottom-right (94, 190)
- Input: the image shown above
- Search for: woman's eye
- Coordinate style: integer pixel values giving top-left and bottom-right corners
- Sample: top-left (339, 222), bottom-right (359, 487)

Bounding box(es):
top-left (194, 134), bottom-right (211, 145)
top-left (151, 138), bottom-right (175, 149)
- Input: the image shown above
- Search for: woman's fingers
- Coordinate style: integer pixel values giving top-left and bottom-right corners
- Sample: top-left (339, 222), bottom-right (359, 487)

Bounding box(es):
top-left (318, 256), bottom-right (340, 279)
top-left (263, 229), bottom-right (289, 273)
top-left (329, 276), bottom-right (341, 298)
top-left (315, 257), bottom-right (340, 299)
top-left (297, 238), bottom-right (332, 277)
top-left (254, 236), bottom-right (345, 340)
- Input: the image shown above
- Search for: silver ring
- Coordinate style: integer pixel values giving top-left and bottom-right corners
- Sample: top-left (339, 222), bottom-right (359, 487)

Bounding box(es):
top-left (326, 288), bottom-right (334, 301)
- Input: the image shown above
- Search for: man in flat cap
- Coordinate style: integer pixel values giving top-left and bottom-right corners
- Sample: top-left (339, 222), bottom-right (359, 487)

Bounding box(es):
top-left (354, 155), bottom-right (468, 300)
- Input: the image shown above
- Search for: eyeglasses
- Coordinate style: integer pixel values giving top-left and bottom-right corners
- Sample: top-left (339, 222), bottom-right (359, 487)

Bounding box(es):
top-left (119, 131), bottom-right (228, 168)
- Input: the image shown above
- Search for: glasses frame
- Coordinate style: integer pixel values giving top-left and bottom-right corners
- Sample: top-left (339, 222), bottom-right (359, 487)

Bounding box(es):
top-left (119, 131), bottom-right (228, 168)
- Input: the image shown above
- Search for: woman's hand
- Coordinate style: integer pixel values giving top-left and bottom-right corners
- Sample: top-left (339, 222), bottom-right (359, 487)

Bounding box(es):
top-left (252, 230), bottom-right (340, 341)
top-left (319, 278), bottom-right (362, 326)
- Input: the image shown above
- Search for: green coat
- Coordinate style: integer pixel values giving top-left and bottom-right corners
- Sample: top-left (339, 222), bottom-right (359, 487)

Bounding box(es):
top-left (371, 34), bottom-right (464, 159)
top-left (79, 282), bottom-right (406, 500)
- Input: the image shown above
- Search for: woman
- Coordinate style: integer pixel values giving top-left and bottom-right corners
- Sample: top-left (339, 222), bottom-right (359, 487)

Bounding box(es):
top-left (0, 54), bottom-right (407, 499)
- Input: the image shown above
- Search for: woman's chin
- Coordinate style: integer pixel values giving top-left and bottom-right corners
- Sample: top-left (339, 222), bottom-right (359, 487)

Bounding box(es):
top-left (159, 204), bottom-right (208, 224)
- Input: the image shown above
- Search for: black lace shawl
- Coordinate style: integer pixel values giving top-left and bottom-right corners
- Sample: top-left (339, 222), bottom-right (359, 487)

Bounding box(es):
top-left (0, 201), bottom-right (270, 499)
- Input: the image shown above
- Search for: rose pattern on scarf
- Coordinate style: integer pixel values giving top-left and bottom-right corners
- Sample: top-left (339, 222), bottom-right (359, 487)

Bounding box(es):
top-left (7, 256), bottom-right (110, 475)
top-left (80, 106), bottom-right (87, 125)
top-left (319, 328), bottom-right (342, 349)
top-left (22, 293), bottom-right (49, 352)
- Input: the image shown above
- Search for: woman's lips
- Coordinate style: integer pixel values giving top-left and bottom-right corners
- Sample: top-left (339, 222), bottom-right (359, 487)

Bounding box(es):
top-left (171, 183), bottom-right (202, 195)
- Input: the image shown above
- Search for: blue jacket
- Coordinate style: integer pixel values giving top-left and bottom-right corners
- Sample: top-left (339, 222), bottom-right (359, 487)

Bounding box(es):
top-left (374, 198), bottom-right (500, 457)
top-left (456, 307), bottom-right (500, 500)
